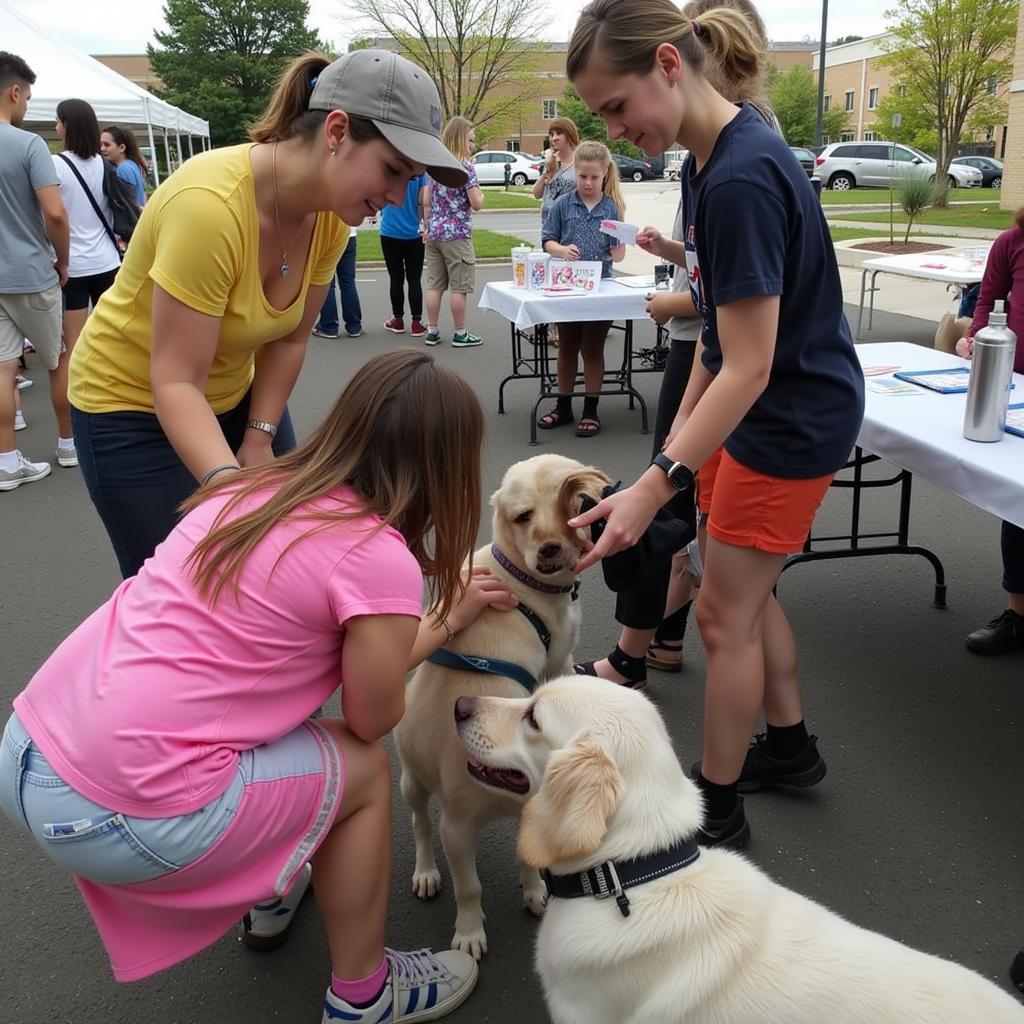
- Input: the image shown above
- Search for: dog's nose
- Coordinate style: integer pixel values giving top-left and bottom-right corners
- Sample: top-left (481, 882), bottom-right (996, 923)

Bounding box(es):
top-left (454, 696), bottom-right (476, 723)
top-left (539, 542), bottom-right (562, 560)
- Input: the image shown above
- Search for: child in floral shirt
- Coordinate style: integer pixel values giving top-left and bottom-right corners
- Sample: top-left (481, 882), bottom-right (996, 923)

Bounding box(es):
top-left (423, 117), bottom-right (485, 347)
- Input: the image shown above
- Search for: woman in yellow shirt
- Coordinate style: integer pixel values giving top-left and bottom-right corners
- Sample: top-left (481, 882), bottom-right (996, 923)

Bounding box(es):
top-left (69, 48), bottom-right (466, 578)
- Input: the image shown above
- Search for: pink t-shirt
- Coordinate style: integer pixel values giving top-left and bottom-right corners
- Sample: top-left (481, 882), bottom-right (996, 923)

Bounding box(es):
top-left (15, 485), bottom-right (423, 818)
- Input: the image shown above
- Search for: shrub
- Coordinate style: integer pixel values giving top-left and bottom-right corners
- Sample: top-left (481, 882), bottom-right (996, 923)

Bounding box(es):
top-left (895, 172), bottom-right (938, 243)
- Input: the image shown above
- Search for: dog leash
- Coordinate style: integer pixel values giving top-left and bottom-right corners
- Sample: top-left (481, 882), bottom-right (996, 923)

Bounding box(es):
top-left (542, 837), bottom-right (701, 918)
top-left (426, 600), bottom-right (553, 695)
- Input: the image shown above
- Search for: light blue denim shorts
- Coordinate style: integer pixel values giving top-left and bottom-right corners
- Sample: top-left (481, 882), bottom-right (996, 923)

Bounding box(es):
top-left (0, 711), bottom-right (332, 887)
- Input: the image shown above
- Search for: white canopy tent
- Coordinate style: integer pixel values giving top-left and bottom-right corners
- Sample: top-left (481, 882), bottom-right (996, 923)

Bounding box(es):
top-left (4, 0), bottom-right (210, 185)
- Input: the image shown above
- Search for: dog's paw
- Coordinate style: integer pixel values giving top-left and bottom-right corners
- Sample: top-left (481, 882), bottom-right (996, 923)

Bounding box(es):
top-left (452, 927), bottom-right (488, 960)
top-left (522, 885), bottom-right (547, 918)
top-left (411, 868), bottom-right (442, 900)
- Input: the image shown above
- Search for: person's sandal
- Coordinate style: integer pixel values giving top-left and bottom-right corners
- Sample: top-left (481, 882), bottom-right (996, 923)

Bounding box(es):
top-left (537, 406), bottom-right (574, 430)
top-left (575, 416), bottom-right (601, 438)
top-left (646, 638), bottom-right (683, 672)
top-left (574, 645), bottom-right (647, 690)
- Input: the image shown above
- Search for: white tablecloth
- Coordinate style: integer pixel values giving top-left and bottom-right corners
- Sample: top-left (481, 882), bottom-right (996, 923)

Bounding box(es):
top-left (860, 250), bottom-right (988, 285)
top-left (478, 279), bottom-right (649, 330)
top-left (856, 342), bottom-right (1023, 528)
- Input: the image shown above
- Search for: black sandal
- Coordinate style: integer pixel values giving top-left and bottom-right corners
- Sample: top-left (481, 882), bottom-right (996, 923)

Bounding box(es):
top-left (646, 638), bottom-right (683, 673)
top-left (575, 416), bottom-right (601, 438)
top-left (537, 406), bottom-right (575, 430)
top-left (574, 644), bottom-right (647, 690)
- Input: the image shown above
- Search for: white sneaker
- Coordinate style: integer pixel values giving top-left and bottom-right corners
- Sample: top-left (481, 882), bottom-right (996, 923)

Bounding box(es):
top-left (321, 948), bottom-right (478, 1023)
top-left (240, 862), bottom-right (312, 950)
top-left (14, 412), bottom-right (26, 431)
top-left (15, 375), bottom-right (32, 391)
top-left (0, 452), bottom-right (51, 492)
top-left (56, 445), bottom-right (79, 468)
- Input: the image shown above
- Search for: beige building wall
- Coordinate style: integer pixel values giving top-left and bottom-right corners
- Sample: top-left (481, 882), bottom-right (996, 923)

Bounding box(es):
top-left (1002, 2), bottom-right (1024, 210)
top-left (93, 54), bottom-right (163, 92)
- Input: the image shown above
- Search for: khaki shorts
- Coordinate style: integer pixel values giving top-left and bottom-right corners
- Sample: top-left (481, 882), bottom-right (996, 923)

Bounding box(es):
top-left (425, 238), bottom-right (475, 294)
top-left (0, 284), bottom-right (63, 370)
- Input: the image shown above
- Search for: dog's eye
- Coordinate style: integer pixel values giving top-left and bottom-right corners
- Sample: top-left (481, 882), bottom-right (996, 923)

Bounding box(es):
top-left (515, 511), bottom-right (532, 524)
top-left (524, 705), bottom-right (540, 731)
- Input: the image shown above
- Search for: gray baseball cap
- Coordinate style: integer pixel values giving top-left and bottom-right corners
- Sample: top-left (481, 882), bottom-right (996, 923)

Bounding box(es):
top-left (309, 50), bottom-right (468, 188)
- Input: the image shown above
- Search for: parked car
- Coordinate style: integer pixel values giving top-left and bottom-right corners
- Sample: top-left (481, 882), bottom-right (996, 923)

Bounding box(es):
top-left (814, 141), bottom-right (983, 191)
top-left (951, 155), bottom-right (1003, 189)
top-left (663, 151), bottom-right (689, 180)
top-left (611, 153), bottom-right (658, 181)
top-left (789, 146), bottom-right (816, 178)
top-left (472, 150), bottom-right (541, 185)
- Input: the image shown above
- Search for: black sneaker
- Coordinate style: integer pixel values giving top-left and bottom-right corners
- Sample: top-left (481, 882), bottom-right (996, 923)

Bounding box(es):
top-left (691, 733), bottom-right (827, 794)
top-left (696, 796), bottom-right (750, 849)
top-left (965, 609), bottom-right (1024, 655)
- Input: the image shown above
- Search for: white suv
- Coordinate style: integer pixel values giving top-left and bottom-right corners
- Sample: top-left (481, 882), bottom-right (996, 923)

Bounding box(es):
top-left (471, 151), bottom-right (541, 185)
top-left (815, 142), bottom-right (983, 191)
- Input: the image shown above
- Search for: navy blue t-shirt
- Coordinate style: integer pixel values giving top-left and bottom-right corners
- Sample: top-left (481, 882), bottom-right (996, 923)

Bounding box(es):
top-left (683, 104), bottom-right (864, 478)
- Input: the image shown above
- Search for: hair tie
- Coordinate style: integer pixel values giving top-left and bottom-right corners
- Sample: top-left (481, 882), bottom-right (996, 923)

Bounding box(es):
top-left (691, 19), bottom-right (702, 37)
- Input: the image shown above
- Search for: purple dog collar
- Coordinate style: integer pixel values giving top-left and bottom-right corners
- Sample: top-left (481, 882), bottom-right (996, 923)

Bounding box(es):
top-left (490, 544), bottom-right (577, 596)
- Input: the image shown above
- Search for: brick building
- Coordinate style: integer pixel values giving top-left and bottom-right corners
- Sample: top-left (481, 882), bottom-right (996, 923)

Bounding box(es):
top-left (1001, 3), bottom-right (1024, 210)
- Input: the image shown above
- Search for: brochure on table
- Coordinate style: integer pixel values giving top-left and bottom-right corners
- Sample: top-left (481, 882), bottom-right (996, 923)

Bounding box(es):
top-left (545, 260), bottom-right (602, 293)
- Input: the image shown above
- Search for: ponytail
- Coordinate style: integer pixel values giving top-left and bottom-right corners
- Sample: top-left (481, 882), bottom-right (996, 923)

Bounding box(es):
top-left (574, 140), bottom-right (626, 220)
top-left (567, 0), bottom-right (764, 99)
top-left (250, 51), bottom-right (331, 144)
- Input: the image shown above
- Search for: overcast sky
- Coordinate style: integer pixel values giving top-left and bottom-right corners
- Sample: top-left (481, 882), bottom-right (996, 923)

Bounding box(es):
top-left (26, 0), bottom-right (894, 55)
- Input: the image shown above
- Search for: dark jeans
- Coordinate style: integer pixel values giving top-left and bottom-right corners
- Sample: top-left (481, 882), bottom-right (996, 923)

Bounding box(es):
top-left (381, 234), bottom-right (425, 318)
top-left (1002, 520), bottom-right (1024, 594)
top-left (72, 391), bottom-right (296, 579)
top-left (316, 236), bottom-right (361, 335)
top-left (614, 336), bottom-right (698, 630)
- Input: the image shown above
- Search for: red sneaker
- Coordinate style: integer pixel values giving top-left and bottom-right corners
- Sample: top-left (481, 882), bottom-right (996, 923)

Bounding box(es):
top-left (409, 319), bottom-right (426, 338)
top-left (384, 316), bottom-right (405, 334)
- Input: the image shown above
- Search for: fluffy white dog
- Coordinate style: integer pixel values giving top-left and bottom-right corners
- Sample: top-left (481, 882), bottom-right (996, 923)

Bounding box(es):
top-left (456, 676), bottom-right (1024, 1024)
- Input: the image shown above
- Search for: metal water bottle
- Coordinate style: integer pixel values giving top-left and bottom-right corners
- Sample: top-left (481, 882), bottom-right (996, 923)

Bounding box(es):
top-left (963, 300), bottom-right (1017, 443)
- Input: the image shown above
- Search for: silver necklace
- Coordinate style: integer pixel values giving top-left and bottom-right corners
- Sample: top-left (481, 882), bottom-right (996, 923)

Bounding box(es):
top-left (271, 142), bottom-right (306, 277)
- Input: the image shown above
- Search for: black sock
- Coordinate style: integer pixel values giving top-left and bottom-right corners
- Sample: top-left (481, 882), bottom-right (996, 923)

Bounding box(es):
top-left (556, 393), bottom-right (573, 417)
top-left (655, 600), bottom-right (693, 645)
top-left (696, 772), bottom-right (738, 821)
top-left (582, 394), bottom-right (599, 420)
top-left (766, 720), bottom-right (809, 761)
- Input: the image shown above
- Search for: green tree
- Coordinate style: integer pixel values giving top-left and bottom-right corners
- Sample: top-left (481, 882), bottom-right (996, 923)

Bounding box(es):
top-left (873, 89), bottom-right (937, 152)
top-left (344, 0), bottom-right (547, 130)
top-left (149, 0), bottom-right (322, 145)
top-left (830, 34), bottom-right (863, 46)
top-left (769, 65), bottom-right (847, 146)
top-left (558, 85), bottom-right (643, 158)
top-left (879, 0), bottom-right (1016, 202)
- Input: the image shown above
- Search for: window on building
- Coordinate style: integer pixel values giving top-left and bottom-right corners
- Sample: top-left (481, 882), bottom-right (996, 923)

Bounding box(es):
top-left (868, 87), bottom-right (879, 109)
top-left (897, 84), bottom-right (907, 98)
top-left (823, 94), bottom-right (831, 112)
top-left (542, 99), bottom-right (557, 120)
top-left (864, 131), bottom-right (877, 141)
top-left (986, 125), bottom-right (995, 142)
top-left (840, 131), bottom-right (855, 142)
top-left (505, 140), bottom-right (520, 152)
top-left (844, 90), bottom-right (855, 112)
top-left (822, 135), bottom-right (832, 145)
top-left (987, 76), bottom-right (998, 96)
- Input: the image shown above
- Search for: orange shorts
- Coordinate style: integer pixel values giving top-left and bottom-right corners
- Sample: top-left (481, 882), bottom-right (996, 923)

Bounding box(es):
top-left (696, 448), bottom-right (834, 555)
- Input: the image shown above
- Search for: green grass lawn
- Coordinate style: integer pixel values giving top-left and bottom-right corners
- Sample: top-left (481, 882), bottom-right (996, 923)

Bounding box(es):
top-left (356, 229), bottom-right (531, 263)
top-left (819, 187), bottom-right (992, 206)
top-left (828, 225), bottom-right (949, 243)
top-left (829, 205), bottom-right (1012, 230)
top-left (479, 189), bottom-right (542, 210)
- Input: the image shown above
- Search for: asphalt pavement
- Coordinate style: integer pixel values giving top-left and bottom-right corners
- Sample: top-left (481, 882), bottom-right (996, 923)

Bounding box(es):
top-left (2, 265), bottom-right (1023, 1024)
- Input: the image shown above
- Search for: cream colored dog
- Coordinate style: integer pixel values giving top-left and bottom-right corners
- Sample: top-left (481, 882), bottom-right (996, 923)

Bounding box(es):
top-left (394, 454), bottom-right (609, 960)
top-left (456, 677), bottom-right (1024, 1024)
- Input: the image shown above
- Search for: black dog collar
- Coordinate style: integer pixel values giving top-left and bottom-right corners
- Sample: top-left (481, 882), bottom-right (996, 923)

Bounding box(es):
top-left (541, 837), bottom-right (701, 918)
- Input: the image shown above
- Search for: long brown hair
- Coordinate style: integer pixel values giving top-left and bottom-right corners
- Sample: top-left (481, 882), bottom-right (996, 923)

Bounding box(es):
top-left (683, 0), bottom-right (769, 105)
top-left (249, 51), bottom-right (384, 146)
top-left (103, 124), bottom-right (149, 174)
top-left (548, 116), bottom-right (580, 150)
top-left (57, 98), bottom-right (101, 159)
top-left (567, 0), bottom-right (764, 97)
top-left (181, 350), bottom-right (484, 622)
top-left (574, 140), bottom-right (626, 219)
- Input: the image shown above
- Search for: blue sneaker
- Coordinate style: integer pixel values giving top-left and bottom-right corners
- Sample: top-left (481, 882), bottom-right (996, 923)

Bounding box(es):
top-left (321, 947), bottom-right (478, 1023)
top-left (240, 862), bottom-right (312, 950)
top-left (423, 330), bottom-right (442, 347)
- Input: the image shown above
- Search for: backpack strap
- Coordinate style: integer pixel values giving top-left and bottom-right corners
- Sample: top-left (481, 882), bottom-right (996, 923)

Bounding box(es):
top-left (57, 154), bottom-right (121, 257)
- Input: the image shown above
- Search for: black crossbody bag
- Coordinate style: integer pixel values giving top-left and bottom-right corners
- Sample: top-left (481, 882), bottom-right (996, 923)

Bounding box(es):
top-left (58, 154), bottom-right (138, 260)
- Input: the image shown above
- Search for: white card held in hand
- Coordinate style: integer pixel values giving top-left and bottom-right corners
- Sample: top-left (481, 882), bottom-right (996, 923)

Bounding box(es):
top-left (600, 219), bottom-right (639, 245)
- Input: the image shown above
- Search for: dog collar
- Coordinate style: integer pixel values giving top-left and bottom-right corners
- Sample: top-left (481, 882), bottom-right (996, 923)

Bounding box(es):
top-left (541, 837), bottom-right (701, 918)
top-left (491, 544), bottom-right (579, 598)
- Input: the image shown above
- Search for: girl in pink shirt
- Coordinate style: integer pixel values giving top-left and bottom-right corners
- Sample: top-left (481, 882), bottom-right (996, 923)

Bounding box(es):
top-left (0, 349), bottom-right (515, 1024)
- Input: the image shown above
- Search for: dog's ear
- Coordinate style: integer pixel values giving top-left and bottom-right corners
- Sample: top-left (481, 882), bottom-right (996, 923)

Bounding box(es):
top-left (517, 734), bottom-right (622, 868)
top-left (558, 468), bottom-right (612, 520)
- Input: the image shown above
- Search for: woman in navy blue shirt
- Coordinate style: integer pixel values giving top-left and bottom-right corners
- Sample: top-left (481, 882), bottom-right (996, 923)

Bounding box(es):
top-left (567, 0), bottom-right (864, 848)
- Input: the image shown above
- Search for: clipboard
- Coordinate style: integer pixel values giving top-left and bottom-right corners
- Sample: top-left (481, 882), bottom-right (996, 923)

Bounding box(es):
top-left (1006, 403), bottom-right (1024, 438)
top-left (892, 367), bottom-right (972, 394)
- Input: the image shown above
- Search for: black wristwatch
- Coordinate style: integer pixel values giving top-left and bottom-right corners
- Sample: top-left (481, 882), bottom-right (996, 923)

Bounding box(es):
top-left (652, 452), bottom-right (694, 492)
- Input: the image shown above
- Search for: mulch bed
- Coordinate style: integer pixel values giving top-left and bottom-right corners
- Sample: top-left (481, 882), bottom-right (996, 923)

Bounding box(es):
top-left (848, 241), bottom-right (952, 255)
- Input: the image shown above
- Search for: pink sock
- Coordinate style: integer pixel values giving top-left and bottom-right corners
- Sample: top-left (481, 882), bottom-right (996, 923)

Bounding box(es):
top-left (331, 958), bottom-right (389, 1004)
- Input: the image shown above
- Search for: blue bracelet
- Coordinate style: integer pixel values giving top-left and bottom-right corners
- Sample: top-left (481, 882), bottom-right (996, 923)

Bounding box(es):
top-left (201, 464), bottom-right (240, 486)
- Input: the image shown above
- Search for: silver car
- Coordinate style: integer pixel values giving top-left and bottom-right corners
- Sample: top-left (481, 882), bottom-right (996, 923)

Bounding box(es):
top-left (815, 142), bottom-right (983, 191)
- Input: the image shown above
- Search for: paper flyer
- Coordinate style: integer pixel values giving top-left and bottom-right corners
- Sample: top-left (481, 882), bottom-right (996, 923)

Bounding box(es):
top-left (866, 378), bottom-right (926, 396)
top-left (600, 219), bottom-right (639, 245)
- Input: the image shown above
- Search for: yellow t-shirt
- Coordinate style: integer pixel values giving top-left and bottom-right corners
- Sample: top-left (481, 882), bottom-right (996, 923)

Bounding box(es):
top-left (69, 144), bottom-right (349, 415)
